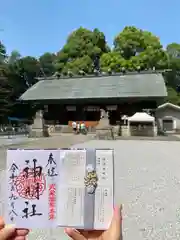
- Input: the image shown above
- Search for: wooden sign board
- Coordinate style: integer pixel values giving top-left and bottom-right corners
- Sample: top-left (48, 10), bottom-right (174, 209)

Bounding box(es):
top-left (66, 106), bottom-right (76, 111)
top-left (84, 106), bottom-right (100, 112)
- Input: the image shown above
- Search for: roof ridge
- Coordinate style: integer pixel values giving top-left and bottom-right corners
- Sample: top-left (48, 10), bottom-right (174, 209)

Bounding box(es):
top-left (36, 69), bottom-right (171, 81)
top-left (158, 102), bottom-right (180, 110)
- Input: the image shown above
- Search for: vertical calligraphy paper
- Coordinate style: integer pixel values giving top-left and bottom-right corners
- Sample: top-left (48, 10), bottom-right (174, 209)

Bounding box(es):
top-left (57, 149), bottom-right (86, 228)
top-left (6, 149), bottom-right (59, 228)
top-left (94, 149), bottom-right (114, 229)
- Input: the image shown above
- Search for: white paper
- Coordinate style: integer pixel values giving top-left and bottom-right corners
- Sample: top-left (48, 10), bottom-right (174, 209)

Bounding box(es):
top-left (6, 149), bottom-right (60, 229)
top-left (6, 148), bottom-right (114, 230)
top-left (94, 149), bottom-right (114, 229)
top-left (57, 149), bottom-right (86, 227)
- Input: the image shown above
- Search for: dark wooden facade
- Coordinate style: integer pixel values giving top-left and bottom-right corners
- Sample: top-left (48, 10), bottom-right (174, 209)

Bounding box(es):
top-left (42, 98), bottom-right (159, 125)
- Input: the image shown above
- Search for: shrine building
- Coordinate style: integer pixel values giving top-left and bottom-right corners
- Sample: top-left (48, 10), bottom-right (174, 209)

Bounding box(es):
top-left (20, 71), bottom-right (167, 127)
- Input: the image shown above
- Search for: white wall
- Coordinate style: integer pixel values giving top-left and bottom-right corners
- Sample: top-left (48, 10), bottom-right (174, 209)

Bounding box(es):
top-left (156, 107), bottom-right (180, 132)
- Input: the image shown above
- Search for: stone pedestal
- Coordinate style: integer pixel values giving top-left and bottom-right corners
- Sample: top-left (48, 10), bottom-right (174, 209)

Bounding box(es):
top-left (29, 110), bottom-right (49, 138)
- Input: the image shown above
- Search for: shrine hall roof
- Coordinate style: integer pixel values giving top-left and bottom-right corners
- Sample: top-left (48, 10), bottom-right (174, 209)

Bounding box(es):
top-left (20, 73), bottom-right (167, 101)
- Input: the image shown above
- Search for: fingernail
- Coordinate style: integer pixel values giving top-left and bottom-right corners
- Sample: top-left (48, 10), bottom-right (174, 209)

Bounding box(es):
top-left (64, 228), bottom-right (79, 234)
top-left (71, 228), bottom-right (79, 233)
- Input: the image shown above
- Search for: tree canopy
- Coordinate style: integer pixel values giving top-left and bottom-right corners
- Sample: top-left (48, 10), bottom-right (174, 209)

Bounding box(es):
top-left (100, 26), bottom-right (168, 72)
top-left (55, 27), bottom-right (109, 74)
top-left (0, 25), bottom-right (180, 122)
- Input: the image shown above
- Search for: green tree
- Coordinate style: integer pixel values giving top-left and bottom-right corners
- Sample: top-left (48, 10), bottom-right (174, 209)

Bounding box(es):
top-left (103, 26), bottom-right (168, 71)
top-left (0, 42), bottom-right (13, 122)
top-left (114, 26), bottom-right (162, 58)
top-left (8, 56), bottom-right (40, 92)
top-left (167, 43), bottom-right (180, 59)
top-left (62, 56), bottom-right (92, 75)
top-left (0, 41), bottom-right (6, 63)
top-left (8, 50), bottom-right (21, 64)
top-left (7, 56), bottom-right (41, 119)
top-left (17, 56), bottom-right (40, 86)
top-left (56, 27), bottom-right (109, 74)
top-left (100, 52), bottom-right (124, 72)
top-left (39, 52), bottom-right (56, 77)
top-left (164, 43), bottom-right (180, 104)
top-left (166, 87), bottom-right (180, 105)
top-left (165, 43), bottom-right (180, 88)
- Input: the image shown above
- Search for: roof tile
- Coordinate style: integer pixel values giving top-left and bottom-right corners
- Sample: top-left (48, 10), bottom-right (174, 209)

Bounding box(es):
top-left (20, 73), bottom-right (167, 101)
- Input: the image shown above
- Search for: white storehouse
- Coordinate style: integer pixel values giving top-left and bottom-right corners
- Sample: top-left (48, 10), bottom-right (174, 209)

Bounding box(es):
top-left (156, 102), bottom-right (180, 133)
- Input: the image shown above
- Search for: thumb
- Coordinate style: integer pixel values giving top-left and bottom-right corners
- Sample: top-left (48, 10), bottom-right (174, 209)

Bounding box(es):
top-left (64, 228), bottom-right (85, 240)
top-left (108, 205), bottom-right (122, 238)
top-left (0, 217), bottom-right (5, 229)
top-left (0, 225), bottom-right (16, 240)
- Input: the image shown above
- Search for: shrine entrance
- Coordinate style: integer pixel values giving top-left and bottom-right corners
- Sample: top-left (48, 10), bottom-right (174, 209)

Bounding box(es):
top-left (43, 100), bottom-right (158, 127)
top-left (67, 105), bottom-right (101, 127)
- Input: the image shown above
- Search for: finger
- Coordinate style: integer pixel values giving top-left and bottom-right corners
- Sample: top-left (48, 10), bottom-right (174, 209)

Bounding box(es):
top-left (15, 229), bottom-right (29, 236)
top-left (80, 230), bottom-right (103, 238)
top-left (0, 217), bottom-right (5, 230)
top-left (0, 225), bottom-right (16, 240)
top-left (108, 205), bottom-right (122, 237)
top-left (64, 228), bottom-right (85, 240)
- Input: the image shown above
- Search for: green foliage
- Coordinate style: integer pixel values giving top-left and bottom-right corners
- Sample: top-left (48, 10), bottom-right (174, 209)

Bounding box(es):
top-left (114, 26), bottom-right (162, 58)
top-left (39, 52), bottom-right (56, 77)
top-left (166, 87), bottom-right (180, 105)
top-left (164, 43), bottom-right (180, 105)
top-left (0, 73), bottom-right (13, 121)
top-left (0, 43), bottom-right (14, 121)
top-left (55, 27), bottom-right (108, 74)
top-left (8, 50), bottom-right (21, 64)
top-left (0, 41), bottom-right (7, 63)
top-left (110, 26), bottom-right (168, 70)
top-left (167, 43), bottom-right (180, 58)
top-left (62, 56), bottom-right (93, 75)
top-left (100, 52), bottom-right (123, 72)
top-left (2, 55), bottom-right (41, 121)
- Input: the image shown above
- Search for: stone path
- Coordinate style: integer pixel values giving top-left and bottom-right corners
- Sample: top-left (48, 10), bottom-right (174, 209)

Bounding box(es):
top-left (0, 136), bottom-right (34, 147)
top-left (1, 136), bottom-right (180, 239)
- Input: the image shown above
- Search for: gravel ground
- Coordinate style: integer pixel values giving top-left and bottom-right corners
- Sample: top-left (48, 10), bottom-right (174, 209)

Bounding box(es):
top-left (1, 138), bottom-right (180, 239)
top-left (74, 140), bottom-right (180, 240)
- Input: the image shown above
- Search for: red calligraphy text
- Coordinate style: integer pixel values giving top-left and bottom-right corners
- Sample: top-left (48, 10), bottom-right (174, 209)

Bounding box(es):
top-left (48, 184), bottom-right (56, 220)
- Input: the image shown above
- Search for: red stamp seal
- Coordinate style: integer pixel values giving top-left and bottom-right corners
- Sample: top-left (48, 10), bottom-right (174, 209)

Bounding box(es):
top-left (14, 168), bottom-right (46, 200)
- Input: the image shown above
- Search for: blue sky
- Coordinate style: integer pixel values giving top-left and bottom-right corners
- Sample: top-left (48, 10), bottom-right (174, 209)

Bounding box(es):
top-left (0, 0), bottom-right (179, 57)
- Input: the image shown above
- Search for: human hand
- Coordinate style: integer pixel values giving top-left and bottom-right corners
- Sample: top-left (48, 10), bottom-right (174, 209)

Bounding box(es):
top-left (64, 205), bottom-right (122, 240)
top-left (0, 217), bottom-right (29, 240)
